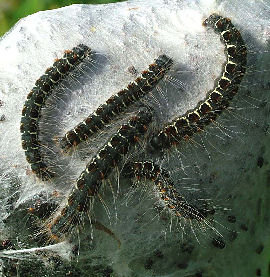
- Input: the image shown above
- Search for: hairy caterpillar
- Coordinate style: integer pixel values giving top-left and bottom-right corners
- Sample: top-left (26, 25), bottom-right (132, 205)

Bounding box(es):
top-left (122, 160), bottom-right (215, 220)
top-left (122, 160), bottom-right (225, 247)
top-left (20, 44), bottom-right (92, 180)
top-left (59, 55), bottom-right (173, 152)
top-left (148, 14), bottom-right (247, 152)
top-left (45, 109), bottom-right (152, 242)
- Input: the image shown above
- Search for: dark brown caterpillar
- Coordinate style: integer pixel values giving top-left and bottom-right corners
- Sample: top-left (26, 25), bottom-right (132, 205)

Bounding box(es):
top-left (20, 44), bottom-right (92, 180)
top-left (45, 109), bottom-right (152, 242)
top-left (59, 55), bottom-right (173, 152)
top-left (148, 14), bottom-right (247, 152)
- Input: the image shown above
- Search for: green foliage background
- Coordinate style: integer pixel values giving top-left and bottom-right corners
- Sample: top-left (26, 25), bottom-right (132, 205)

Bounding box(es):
top-left (0, 0), bottom-right (125, 36)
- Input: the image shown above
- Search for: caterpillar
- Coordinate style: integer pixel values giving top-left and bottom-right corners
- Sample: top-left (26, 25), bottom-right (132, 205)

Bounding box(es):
top-left (45, 109), bottom-right (152, 242)
top-left (59, 55), bottom-right (173, 152)
top-left (20, 44), bottom-right (92, 180)
top-left (122, 160), bottom-right (226, 247)
top-left (122, 161), bottom-right (216, 223)
top-left (147, 14), bottom-right (247, 152)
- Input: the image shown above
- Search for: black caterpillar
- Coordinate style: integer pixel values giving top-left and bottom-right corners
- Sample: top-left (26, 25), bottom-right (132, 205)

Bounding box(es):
top-left (20, 44), bottom-right (92, 180)
top-left (46, 109), bottom-right (152, 242)
top-left (122, 161), bottom-right (214, 220)
top-left (148, 14), bottom-right (247, 152)
top-left (59, 55), bottom-right (173, 152)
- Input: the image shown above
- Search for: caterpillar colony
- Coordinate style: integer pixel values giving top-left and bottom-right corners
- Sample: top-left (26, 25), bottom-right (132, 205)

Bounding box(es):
top-left (17, 14), bottom-right (247, 249)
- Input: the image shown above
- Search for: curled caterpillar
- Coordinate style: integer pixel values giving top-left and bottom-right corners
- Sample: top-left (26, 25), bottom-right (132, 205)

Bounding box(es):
top-left (59, 55), bottom-right (173, 152)
top-left (45, 109), bottom-right (152, 242)
top-left (20, 44), bottom-right (92, 180)
top-left (148, 14), bottom-right (247, 152)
